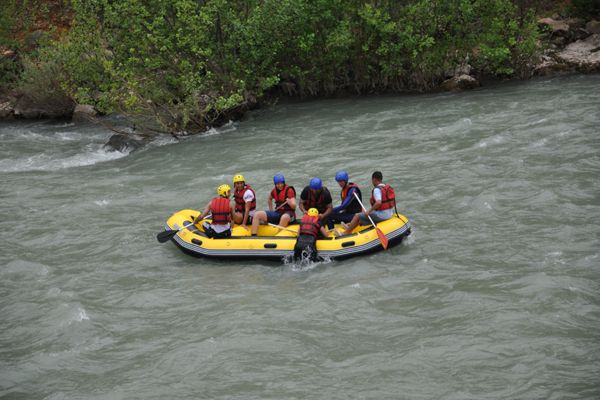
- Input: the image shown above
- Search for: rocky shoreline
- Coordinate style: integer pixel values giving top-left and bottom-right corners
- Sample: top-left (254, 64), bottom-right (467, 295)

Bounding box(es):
top-left (1, 16), bottom-right (598, 150)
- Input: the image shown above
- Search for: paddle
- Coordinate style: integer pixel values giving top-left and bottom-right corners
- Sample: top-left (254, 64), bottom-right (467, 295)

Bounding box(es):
top-left (157, 223), bottom-right (195, 243)
top-left (156, 214), bottom-right (211, 243)
top-left (267, 223), bottom-right (298, 233)
top-left (353, 192), bottom-right (389, 250)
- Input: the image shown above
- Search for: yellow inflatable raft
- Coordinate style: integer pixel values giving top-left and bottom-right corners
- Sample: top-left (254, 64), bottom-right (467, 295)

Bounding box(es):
top-left (161, 209), bottom-right (411, 260)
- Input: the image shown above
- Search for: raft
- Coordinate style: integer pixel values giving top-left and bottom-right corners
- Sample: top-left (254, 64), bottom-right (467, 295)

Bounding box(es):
top-left (161, 209), bottom-right (411, 261)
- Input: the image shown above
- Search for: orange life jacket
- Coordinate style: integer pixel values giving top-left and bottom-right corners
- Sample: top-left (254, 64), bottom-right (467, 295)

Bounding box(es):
top-left (210, 197), bottom-right (231, 224)
top-left (271, 185), bottom-right (295, 214)
top-left (299, 214), bottom-right (320, 237)
top-left (234, 184), bottom-right (256, 213)
top-left (340, 182), bottom-right (362, 213)
top-left (370, 184), bottom-right (395, 210)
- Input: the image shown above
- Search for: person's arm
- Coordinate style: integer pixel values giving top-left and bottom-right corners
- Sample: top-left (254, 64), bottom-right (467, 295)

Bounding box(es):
top-left (332, 187), bottom-right (356, 213)
top-left (286, 196), bottom-right (296, 210)
top-left (242, 202), bottom-right (251, 227)
top-left (241, 189), bottom-right (254, 227)
top-left (368, 188), bottom-right (382, 214)
top-left (267, 191), bottom-right (274, 211)
top-left (320, 203), bottom-right (333, 221)
top-left (194, 202), bottom-right (211, 224)
top-left (298, 189), bottom-right (308, 214)
top-left (319, 190), bottom-right (333, 221)
top-left (319, 226), bottom-right (330, 237)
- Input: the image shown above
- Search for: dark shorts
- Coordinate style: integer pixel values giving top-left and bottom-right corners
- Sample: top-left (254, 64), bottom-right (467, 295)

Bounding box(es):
top-left (294, 234), bottom-right (317, 261)
top-left (327, 213), bottom-right (355, 229)
top-left (266, 210), bottom-right (296, 224)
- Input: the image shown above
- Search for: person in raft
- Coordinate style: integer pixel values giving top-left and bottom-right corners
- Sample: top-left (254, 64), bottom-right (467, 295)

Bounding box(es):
top-left (250, 173), bottom-right (296, 236)
top-left (294, 208), bottom-right (331, 261)
top-left (342, 171), bottom-right (396, 235)
top-left (193, 184), bottom-right (234, 239)
top-left (298, 177), bottom-right (333, 228)
top-left (327, 170), bottom-right (363, 230)
top-left (232, 174), bottom-right (256, 230)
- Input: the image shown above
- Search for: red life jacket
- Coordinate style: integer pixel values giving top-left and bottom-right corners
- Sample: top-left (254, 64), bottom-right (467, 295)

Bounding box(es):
top-left (210, 197), bottom-right (231, 224)
top-left (340, 182), bottom-right (362, 214)
top-left (271, 185), bottom-right (295, 214)
top-left (306, 188), bottom-right (330, 213)
top-left (370, 184), bottom-right (395, 210)
top-left (299, 214), bottom-right (320, 237)
top-left (234, 184), bottom-right (256, 213)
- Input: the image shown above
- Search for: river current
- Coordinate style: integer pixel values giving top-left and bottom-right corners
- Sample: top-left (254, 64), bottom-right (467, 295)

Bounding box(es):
top-left (1, 75), bottom-right (599, 399)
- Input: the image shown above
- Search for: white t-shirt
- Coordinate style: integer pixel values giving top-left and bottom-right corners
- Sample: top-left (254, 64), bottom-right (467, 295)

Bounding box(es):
top-left (242, 189), bottom-right (256, 216)
top-left (372, 184), bottom-right (393, 219)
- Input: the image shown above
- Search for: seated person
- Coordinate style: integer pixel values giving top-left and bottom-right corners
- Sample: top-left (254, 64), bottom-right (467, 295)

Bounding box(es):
top-left (194, 184), bottom-right (234, 238)
top-left (298, 177), bottom-right (333, 229)
top-left (343, 171), bottom-right (395, 235)
top-left (251, 174), bottom-right (296, 236)
top-left (294, 208), bottom-right (330, 261)
top-left (327, 170), bottom-right (362, 230)
top-left (232, 174), bottom-right (256, 230)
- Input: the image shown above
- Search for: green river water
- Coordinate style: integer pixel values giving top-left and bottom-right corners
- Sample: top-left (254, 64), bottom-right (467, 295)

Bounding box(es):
top-left (1, 74), bottom-right (599, 399)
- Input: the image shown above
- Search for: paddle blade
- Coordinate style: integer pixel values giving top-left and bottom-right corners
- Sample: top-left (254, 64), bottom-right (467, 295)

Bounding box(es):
top-left (375, 227), bottom-right (389, 250)
top-left (156, 229), bottom-right (178, 243)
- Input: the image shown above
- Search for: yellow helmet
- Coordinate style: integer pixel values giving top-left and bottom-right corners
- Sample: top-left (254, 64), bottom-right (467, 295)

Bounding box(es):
top-left (232, 174), bottom-right (245, 184)
top-left (217, 184), bottom-right (231, 197)
top-left (307, 208), bottom-right (319, 217)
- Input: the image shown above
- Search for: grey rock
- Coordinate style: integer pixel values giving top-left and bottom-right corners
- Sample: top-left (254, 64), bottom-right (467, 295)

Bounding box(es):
top-left (103, 133), bottom-right (146, 153)
top-left (441, 74), bottom-right (479, 92)
top-left (586, 20), bottom-right (600, 35)
top-left (72, 104), bottom-right (98, 122)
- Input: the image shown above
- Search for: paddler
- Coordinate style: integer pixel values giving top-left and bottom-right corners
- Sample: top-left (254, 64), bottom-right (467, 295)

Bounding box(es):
top-left (250, 173), bottom-right (297, 236)
top-left (194, 184), bottom-right (234, 238)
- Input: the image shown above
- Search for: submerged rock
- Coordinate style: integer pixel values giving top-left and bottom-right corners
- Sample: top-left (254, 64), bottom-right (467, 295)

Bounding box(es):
top-left (103, 133), bottom-right (147, 153)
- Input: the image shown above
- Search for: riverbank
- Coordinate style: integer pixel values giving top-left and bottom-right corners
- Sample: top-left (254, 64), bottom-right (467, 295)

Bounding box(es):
top-left (1, 6), bottom-right (599, 151)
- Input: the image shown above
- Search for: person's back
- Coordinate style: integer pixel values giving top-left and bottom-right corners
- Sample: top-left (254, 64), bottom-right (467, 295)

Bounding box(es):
top-left (294, 208), bottom-right (329, 261)
top-left (194, 184), bottom-right (234, 239)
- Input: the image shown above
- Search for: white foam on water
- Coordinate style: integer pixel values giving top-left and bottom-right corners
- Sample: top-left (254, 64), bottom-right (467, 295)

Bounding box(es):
top-left (351, 283), bottom-right (361, 289)
top-left (477, 133), bottom-right (507, 148)
top-left (94, 199), bottom-right (111, 206)
top-left (0, 146), bottom-right (129, 173)
top-left (201, 121), bottom-right (238, 137)
top-left (76, 307), bottom-right (90, 322)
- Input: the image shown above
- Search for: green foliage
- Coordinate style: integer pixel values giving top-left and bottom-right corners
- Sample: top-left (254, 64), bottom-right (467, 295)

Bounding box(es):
top-left (18, 0), bottom-right (542, 132)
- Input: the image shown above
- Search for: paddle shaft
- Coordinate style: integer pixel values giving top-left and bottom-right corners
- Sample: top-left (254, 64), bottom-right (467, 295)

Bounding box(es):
top-left (353, 192), bottom-right (377, 227)
top-left (267, 222), bottom-right (298, 233)
top-left (353, 191), bottom-right (389, 249)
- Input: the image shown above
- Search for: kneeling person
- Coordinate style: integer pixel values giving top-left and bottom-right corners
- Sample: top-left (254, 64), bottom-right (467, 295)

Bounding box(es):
top-left (194, 184), bottom-right (234, 239)
top-left (294, 208), bottom-right (330, 261)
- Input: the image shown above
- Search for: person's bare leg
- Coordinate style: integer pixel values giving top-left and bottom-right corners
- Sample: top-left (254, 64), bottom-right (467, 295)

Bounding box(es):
top-left (251, 211), bottom-right (266, 235)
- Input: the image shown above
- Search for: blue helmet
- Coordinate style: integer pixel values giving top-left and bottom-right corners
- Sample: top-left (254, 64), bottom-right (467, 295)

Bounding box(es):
top-left (273, 173), bottom-right (285, 185)
top-left (309, 177), bottom-right (322, 190)
top-left (335, 170), bottom-right (349, 182)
